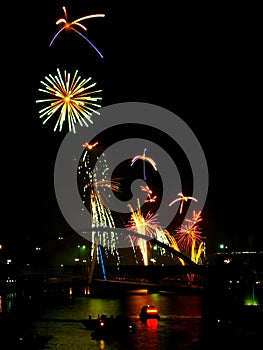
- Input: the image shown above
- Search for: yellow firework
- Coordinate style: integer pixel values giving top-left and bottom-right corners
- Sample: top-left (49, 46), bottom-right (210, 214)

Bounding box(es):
top-left (36, 68), bottom-right (102, 133)
top-left (126, 199), bottom-right (160, 265)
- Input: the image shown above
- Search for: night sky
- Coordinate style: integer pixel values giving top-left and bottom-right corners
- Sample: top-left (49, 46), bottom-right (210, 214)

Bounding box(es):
top-left (4, 1), bottom-right (261, 256)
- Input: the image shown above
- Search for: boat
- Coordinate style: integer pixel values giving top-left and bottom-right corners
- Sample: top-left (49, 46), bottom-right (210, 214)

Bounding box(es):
top-left (82, 314), bottom-right (136, 339)
top-left (139, 305), bottom-right (160, 321)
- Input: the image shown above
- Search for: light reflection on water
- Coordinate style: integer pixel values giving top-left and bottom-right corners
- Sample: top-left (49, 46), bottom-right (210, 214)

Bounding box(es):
top-left (30, 291), bottom-right (202, 349)
top-left (0, 293), bottom-right (16, 314)
top-left (0, 288), bottom-right (203, 349)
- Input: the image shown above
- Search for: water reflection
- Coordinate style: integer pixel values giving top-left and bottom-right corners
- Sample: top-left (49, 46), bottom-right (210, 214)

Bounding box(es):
top-left (37, 292), bottom-right (202, 349)
top-left (99, 339), bottom-right (105, 349)
top-left (0, 293), bottom-right (16, 314)
top-left (6, 283), bottom-right (261, 350)
top-left (0, 288), bottom-right (203, 349)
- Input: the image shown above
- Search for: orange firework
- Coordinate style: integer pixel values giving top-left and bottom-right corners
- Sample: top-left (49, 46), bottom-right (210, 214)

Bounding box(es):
top-left (82, 141), bottom-right (99, 150)
top-left (169, 192), bottom-right (197, 214)
top-left (49, 6), bottom-right (105, 58)
top-left (131, 148), bottom-right (157, 180)
top-left (140, 185), bottom-right (157, 203)
top-left (84, 179), bottom-right (122, 196)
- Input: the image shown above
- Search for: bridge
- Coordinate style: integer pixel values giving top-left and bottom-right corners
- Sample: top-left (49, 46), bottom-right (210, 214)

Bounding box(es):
top-left (92, 238), bottom-right (208, 284)
top-left (10, 231), bottom-right (260, 294)
top-left (102, 263), bottom-right (208, 284)
top-left (94, 238), bottom-right (258, 286)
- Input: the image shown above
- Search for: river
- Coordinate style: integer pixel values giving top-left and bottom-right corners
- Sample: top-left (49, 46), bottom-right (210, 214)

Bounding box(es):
top-left (1, 285), bottom-right (203, 350)
top-left (0, 281), bottom-right (261, 350)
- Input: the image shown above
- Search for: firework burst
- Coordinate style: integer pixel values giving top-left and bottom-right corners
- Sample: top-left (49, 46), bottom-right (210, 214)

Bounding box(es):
top-left (36, 68), bottom-right (102, 133)
top-left (84, 179), bottom-right (122, 206)
top-left (126, 199), bottom-right (160, 240)
top-left (175, 210), bottom-right (203, 261)
top-left (131, 148), bottom-right (157, 180)
top-left (140, 185), bottom-right (157, 203)
top-left (49, 6), bottom-right (105, 58)
top-left (78, 142), bottom-right (121, 264)
top-left (169, 192), bottom-right (198, 214)
top-left (126, 199), bottom-right (160, 265)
